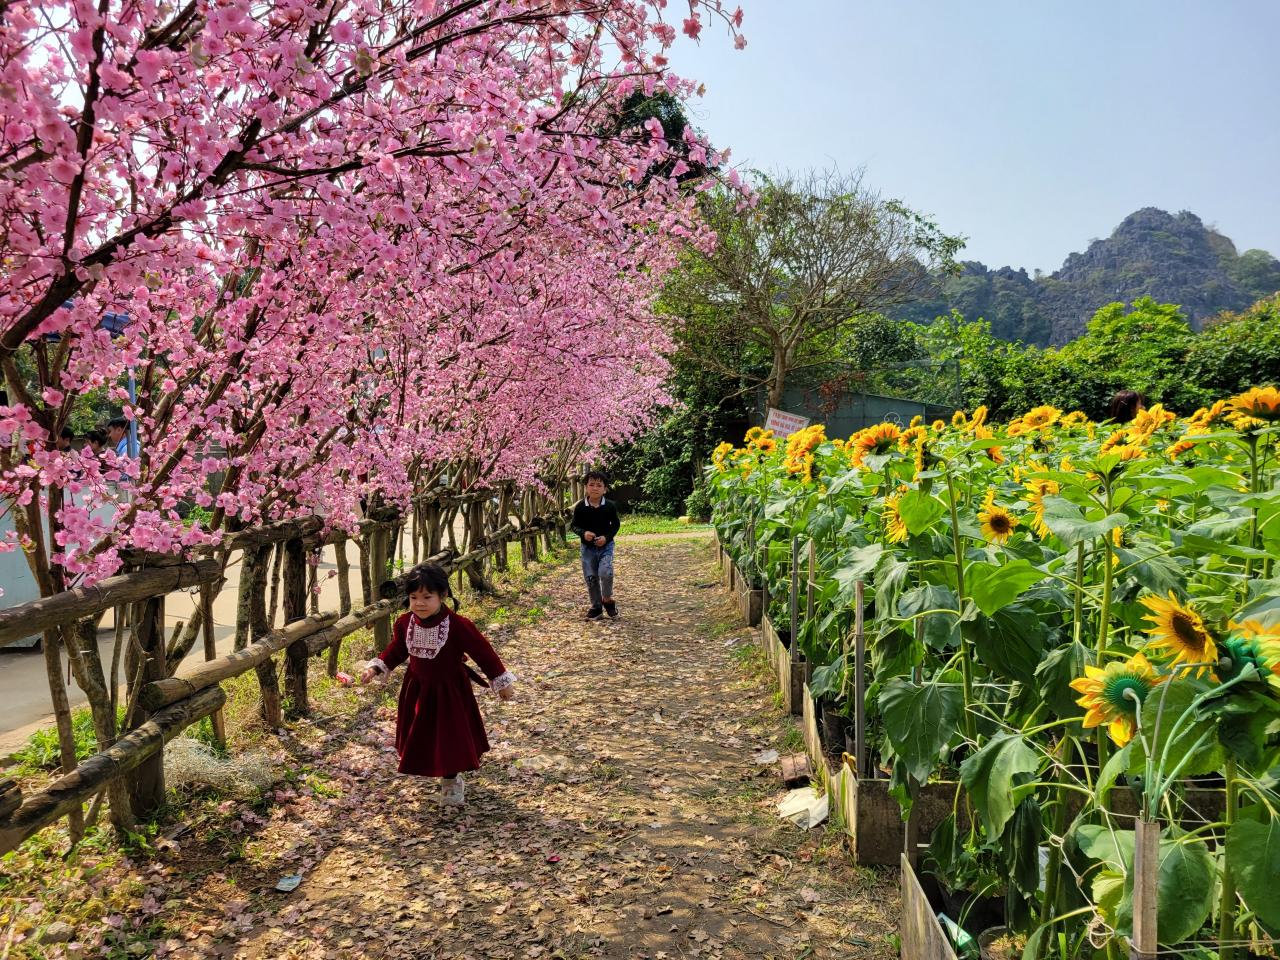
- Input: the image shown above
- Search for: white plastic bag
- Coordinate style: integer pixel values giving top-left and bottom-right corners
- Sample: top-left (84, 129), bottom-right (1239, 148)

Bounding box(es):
top-left (776, 787), bottom-right (828, 829)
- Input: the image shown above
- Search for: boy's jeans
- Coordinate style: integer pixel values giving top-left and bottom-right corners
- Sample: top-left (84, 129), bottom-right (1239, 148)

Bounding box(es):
top-left (581, 541), bottom-right (615, 609)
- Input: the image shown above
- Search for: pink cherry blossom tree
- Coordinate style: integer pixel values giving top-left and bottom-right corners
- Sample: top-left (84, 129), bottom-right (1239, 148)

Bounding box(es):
top-left (0, 0), bottom-right (744, 833)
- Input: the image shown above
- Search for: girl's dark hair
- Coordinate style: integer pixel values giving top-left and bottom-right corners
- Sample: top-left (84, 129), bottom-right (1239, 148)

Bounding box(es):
top-left (401, 562), bottom-right (458, 610)
top-left (1108, 390), bottom-right (1146, 423)
top-left (584, 470), bottom-right (607, 484)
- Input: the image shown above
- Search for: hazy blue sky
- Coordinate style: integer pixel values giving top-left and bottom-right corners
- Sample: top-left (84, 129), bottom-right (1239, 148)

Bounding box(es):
top-left (667, 1), bottom-right (1280, 272)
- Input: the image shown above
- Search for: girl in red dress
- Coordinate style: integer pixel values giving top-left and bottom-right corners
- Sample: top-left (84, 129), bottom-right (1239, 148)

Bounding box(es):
top-left (360, 563), bottom-right (517, 806)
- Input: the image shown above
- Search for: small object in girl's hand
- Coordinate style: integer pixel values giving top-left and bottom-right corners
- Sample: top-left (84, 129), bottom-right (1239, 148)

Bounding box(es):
top-left (335, 672), bottom-right (354, 686)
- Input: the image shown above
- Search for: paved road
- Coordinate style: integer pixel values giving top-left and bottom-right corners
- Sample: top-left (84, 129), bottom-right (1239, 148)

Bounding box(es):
top-left (0, 540), bottom-right (389, 756)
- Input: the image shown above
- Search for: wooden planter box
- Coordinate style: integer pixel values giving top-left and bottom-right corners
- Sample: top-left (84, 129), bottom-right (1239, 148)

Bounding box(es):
top-left (760, 615), bottom-right (793, 712)
top-left (901, 854), bottom-right (960, 960)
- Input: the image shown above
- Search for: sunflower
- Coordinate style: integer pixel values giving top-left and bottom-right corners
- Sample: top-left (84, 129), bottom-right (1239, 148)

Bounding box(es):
top-left (913, 436), bottom-right (937, 477)
top-left (978, 488), bottom-right (1018, 544)
top-left (756, 437), bottom-right (778, 455)
top-left (784, 424), bottom-right (826, 459)
top-left (1228, 385), bottom-right (1280, 423)
top-left (909, 414), bottom-right (923, 428)
top-left (973, 424), bottom-right (1003, 463)
top-left (1228, 620), bottom-right (1280, 690)
top-left (1140, 592), bottom-right (1219, 678)
top-left (932, 419), bottom-right (946, 432)
top-left (1100, 429), bottom-right (1128, 453)
top-left (1070, 652), bottom-right (1166, 746)
top-left (1128, 403), bottom-right (1176, 443)
top-left (968, 405), bottom-right (989, 432)
top-left (1187, 399), bottom-right (1228, 430)
top-left (712, 441), bottom-right (735, 470)
top-left (883, 493), bottom-right (909, 543)
top-left (1022, 404), bottom-right (1062, 430)
top-left (1166, 438), bottom-right (1197, 461)
top-left (1023, 478), bottom-right (1060, 539)
top-left (1061, 410), bottom-right (1089, 428)
top-left (1059, 454), bottom-right (1076, 472)
top-left (850, 422), bottom-right (901, 466)
top-left (745, 426), bottom-right (765, 443)
top-left (898, 425), bottom-right (927, 451)
top-left (951, 410), bottom-right (968, 428)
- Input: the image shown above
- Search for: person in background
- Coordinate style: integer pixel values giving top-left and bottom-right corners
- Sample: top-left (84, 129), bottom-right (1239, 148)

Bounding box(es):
top-left (107, 417), bottom-right (130, 457)
top-left (87, 430), bottom-right (107, 457)
top-left (1108, 390), bottom-right (1146, 423)
top-left (570, 471), bottom-right (621, 621)
top-left (54, 427), bottom-right (74, 452)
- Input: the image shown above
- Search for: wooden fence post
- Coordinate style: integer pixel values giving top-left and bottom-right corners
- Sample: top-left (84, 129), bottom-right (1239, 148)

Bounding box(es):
top-left (1130, 819), bottom-right (1159, 960)
top-left (247, 543), bottom-right (283, 728)
top-left (329, 538), bottom-right (352, 678)
top-left (126, 594), bottom-right (168, 816)
top-left (853, 580), bottom-right (868, 778)
top-left (370, 526), bottom-right (390, 656)
top-left (200, 582), bottom-right (226, 748)
top-left (789, 536), bottom-right (800, 644)
top-left (282, 537), bottom-right (310, 718)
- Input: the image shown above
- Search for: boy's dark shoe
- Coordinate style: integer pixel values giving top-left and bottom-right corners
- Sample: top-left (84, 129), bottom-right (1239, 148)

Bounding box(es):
top-left (603, 601), bottom-right (619, 620)
top-left (585, 607), bottom-right (604, 621)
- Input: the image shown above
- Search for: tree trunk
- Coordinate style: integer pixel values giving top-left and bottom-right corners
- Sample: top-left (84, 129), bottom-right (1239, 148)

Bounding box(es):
top-left (329, 539), bottom-right (352, 677)
top-left (267, 542), bottom-right (285, 629)
top-left (369, 527), bottom-right (390, 656)
top-left (40, 627), bottom-right (84, 843)
top-left (68, 618), bottom-right (136, 835)
top-left (282, 538), bottom-right (310, 718)
top-left (767, 347), bottom-right (788, 411)
top-left (247, 543), bottom-right (282, 728)
top-left (126, 595), bottom-right (168, 818)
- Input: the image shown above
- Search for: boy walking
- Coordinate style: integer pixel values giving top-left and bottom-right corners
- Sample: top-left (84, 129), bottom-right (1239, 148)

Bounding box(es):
top-left (571, 471), bottom-right (621, 621)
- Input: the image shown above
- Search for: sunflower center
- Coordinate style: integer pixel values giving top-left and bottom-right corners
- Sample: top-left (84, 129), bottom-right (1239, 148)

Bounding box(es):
top-left (1102, 674), bottom-right (1150, 714)
top-left (1171, 612), bottom-right (1207, 653)
top-left (989, 514), bottom-right (1012, 534)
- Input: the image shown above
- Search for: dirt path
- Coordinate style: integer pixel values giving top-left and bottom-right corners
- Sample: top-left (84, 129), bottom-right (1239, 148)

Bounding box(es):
top-left (85, 536), bottom-right (899, 959)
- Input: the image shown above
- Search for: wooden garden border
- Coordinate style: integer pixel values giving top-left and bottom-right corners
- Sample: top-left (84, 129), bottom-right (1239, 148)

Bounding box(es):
top-left (715, 530), bottom-right (962, 960)
top-left (715, 529), bottom-right (1232, 958)
top-left (0, 484), bottom-right (570, 855)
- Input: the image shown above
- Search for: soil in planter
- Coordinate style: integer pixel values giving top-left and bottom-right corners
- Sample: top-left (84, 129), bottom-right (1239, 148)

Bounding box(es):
top-left (918, 873), bottom-right (1006, 947)
top-left (820, 702), bottom-right (848, 757)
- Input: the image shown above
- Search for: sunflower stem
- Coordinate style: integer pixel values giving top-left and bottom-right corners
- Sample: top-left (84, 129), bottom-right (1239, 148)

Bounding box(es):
top-left (1242, 436), bottom-right (1259, 591)
top-left (944, 463), bottom-right (977, 744)
top-left (1095, 480), bottom-right (1116, 776)
top-left (1072, 543), bottom-right (1085, 646)
top-left (1218, 756), bottom-right (1238, 960)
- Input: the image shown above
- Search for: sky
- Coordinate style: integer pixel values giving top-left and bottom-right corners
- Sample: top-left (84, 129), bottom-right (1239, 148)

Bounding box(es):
top-left (666, 1), bottom-right (1280, 272)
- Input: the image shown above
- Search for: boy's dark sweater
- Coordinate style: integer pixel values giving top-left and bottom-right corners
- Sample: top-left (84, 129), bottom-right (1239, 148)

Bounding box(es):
top-left (571, 498), bottom-right (621, 545)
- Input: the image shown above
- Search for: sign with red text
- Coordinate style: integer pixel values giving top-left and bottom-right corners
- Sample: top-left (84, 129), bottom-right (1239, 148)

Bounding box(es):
top-left (764, 408), bottom-right (811, 438)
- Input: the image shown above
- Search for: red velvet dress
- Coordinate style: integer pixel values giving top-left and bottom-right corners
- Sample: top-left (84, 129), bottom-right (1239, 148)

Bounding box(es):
top-left (370, 609), bottom-right (514, 777)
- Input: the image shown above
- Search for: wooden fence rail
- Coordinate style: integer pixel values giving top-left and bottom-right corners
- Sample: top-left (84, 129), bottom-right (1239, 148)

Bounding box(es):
top-left (0, 485), bottom-right (570, 856)
top-left (0, 559), bottom-right (221, 647)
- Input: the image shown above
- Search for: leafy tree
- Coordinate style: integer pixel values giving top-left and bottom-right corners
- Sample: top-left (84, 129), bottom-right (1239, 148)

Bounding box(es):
top-left (1185, 294), bottom-right (1280, 396)
top-left (663, 169), bottom-right (964, 410)
top-left (1057, 297), bottom-right (1202, 411)
top-left (1228, 249), bottom-right (1280, 302)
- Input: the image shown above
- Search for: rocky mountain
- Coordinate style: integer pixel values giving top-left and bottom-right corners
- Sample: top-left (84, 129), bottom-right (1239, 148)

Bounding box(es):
top-left (894, 208), bottom-right (1280, 345)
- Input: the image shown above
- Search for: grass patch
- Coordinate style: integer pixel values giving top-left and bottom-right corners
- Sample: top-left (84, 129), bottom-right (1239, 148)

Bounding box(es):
top-left (618, 513), bottom-right (709, 536)
top-left (781, 724), bottom-right (805, 754)
top-left (10, 704), bottom-right (126, 778)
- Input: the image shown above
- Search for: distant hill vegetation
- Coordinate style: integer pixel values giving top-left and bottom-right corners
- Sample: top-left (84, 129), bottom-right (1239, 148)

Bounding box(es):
top-left (893, 208), bottom-right (1280, 345)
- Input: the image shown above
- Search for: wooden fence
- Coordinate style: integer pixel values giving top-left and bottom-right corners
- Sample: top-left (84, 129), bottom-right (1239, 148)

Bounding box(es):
top-left (0, 481), bottom-right (571, 855)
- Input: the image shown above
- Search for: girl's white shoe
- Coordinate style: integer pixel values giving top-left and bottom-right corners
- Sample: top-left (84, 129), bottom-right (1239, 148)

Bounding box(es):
top-left (440, 775), bottom-right (466, 806)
